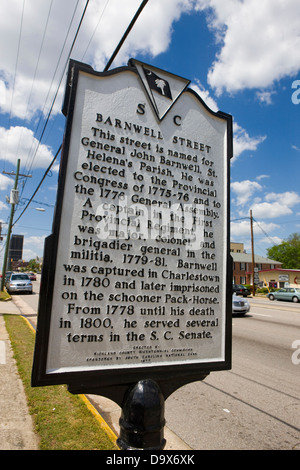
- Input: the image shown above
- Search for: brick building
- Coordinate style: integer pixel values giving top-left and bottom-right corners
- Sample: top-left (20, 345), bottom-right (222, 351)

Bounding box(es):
top-left (230, 242), bottom-right (282, 285)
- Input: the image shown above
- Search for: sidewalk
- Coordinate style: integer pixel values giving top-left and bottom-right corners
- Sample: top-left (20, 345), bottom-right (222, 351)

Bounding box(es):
top-left (0, 299), bottom-right (39, 450)
top-left (0, 297), bottom-right (191, 451)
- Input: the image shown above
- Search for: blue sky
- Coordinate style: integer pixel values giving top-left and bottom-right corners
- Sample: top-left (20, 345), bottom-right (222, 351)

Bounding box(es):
top-left (0, 0), bottom-right (299, 265)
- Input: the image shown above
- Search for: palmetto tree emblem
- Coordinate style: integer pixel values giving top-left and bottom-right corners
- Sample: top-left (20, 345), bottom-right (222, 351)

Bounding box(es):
top-left (154, 78), bottom-right (169, 96)
top-left (143, 67), bottom-right (173, 100)
top-left (130, 59), bottom-right (190, 120)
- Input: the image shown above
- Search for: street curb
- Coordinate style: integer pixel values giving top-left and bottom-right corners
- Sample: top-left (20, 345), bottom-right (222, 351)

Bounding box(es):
top-left (3, 296), bottom-right (192, 450)
top-left (79, 394), bottom-right (119, 448)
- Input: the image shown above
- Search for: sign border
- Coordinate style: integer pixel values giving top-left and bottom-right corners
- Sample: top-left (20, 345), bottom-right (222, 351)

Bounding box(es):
top-left (128, 58), bottom-right (191, 121)
top-left (31, 59), bottom-right (233, 393)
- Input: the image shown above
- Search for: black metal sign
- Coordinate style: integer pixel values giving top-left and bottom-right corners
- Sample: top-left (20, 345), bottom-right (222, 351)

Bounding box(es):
top-left (32, 59), bottom-right (232, 402)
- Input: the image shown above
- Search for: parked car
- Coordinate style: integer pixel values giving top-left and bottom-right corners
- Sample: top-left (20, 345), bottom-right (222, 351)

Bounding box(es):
top-left (232, 284), bottom-right (251, 297)
top-left (27, 272), bottom-right (37, 281)
top-left (232, 294), bottom-right (250, 316)
top-left (267, 288), bottom-right (300, 303)
top-left (5, 273), bottom-right (33, 295)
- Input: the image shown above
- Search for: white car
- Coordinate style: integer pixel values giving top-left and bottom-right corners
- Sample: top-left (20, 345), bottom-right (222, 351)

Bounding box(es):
top-left (232, 294), bottom-right (250, 316)
top-left (5, 273), bottom-right (33, 295)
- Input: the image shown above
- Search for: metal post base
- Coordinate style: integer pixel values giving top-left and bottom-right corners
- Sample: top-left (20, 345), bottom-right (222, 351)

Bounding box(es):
top-left (117, 379), bottom-right (166, 450)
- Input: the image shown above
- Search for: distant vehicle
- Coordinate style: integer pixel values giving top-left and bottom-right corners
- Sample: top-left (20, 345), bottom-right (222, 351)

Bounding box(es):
top-left (267, 288), bottom-right (300, 303)
top-left (27, 272), bottom-right (37, 281)
top-left (5, 273), bottom-right (33, 295)
top-left (232, 284), bottom-right (251, 297)
top-left (232, 294), bottom-right (250, 316)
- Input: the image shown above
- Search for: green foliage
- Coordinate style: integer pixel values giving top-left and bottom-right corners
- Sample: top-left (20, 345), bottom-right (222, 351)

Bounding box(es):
top-left (267, 233), bottom-right (300, 269)
top-left (26, 259), bottom-right (41, 272)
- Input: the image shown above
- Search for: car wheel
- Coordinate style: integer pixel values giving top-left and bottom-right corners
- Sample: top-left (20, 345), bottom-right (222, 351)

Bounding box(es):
top-left (269, 294), bottom-right (275, 301)
top-left (292, 296), bottom-right (299, 303)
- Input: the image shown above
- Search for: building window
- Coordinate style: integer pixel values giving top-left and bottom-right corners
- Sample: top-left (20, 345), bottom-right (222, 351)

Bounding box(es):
top-left (240, 262), bottom-right (245, 270)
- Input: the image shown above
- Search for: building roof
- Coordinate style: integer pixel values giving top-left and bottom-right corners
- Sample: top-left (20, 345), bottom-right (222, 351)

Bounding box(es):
top-left (256, 268), bottom-right (300, 273)
top-left (231, 252), bottom-right (282, 265)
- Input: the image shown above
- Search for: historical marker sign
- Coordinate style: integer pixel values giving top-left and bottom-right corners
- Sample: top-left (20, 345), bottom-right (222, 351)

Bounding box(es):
top-left (32, 59), bottom-right (232, 391)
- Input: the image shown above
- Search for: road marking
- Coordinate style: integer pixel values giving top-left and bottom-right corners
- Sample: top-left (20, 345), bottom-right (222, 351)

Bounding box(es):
top-left (0, 341), bottom-right (6, 364)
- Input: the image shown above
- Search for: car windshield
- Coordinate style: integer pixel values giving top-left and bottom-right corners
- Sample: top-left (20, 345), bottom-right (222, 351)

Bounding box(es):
top-left (295, 288), bottom-right (300, 292)
top-left (11, 274), bottom-right (29, 280)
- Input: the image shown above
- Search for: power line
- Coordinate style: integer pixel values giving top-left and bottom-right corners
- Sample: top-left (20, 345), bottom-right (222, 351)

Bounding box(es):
top-left (13, 144), bottom-right (61, 227)
top-left (252, 218), bottom-right (280, 245)
top-left (20, 0), bottom-right (87, 195)
top-left (4, 0), bottom-right (25, 170)
top-left (12, 0), bottom-right (150, 226)
top-left (16, 0), bottom-right (54, 167)
top-left (231, 217), bottom-right (250, 222)
top-left (19, 198), bottom-right (54, 208)
top-left (81, 0), bottom-right (110, 61)
top-left (104, 0), bottom-right (149, 71)
top-left (13, 0), bottom-right (91, 219)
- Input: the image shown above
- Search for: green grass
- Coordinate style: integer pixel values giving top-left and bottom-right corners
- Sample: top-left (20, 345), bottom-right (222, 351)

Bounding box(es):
top-left (4, 314), bottom-right (118, 450)
top-left (0, 290), bottom-right (11, 301)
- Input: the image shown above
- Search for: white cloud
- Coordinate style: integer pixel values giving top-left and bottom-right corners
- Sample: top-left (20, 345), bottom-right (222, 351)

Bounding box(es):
top-left (251, 192), bottom-right (300, 219)
top-left (256, 91), bottom-right (275, 105)
top-left (25, 235), bottom-right (47, 248)
top-left (231, 180), bottom-right (262, 206)
top-left (195, 0), bottom-right (300, 94)
top-left (231, 219), bottom-right (279, 238)
top-left (89, 0), bottom-right (195, 67)
top-left (2, 0), bottom-right (300, 122)
top-left (23, 235), bottom-right (48, 259)
top-left (0, 0), bottom-right (196, 120)
top-left (190, 80), bottom-right (219, 112)
top-left (258, 235), bottom-right (283, 246)
top-left (256, 174), bottom-right (269, 181)
top-left (251, 201), bottom-right (292, 219)
top-left (232, 122), bottom-right (266, 161)
top-left (189, 85), bottom-right (266, 161)
top-left (231, 219), bottom-right (251, 238)
top-left (0, 201), bottom-right (9, 212)
top-left (0, 80), bottom-right (6, 106)
top-left (0, 173), bottom-right (14, 191)
top-left (0, 126), bottom-right (55, 169)
top-left (0, 0), bottom-right (71, 120)
top-left (0, 0), bottom-right (292, 183)
top-left (265, 191), bottom-right (300, 206)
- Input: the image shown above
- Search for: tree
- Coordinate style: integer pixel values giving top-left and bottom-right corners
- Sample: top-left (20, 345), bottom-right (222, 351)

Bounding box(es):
top-left (267, 233), bottom-right (300, 269)
top-left (27, 259), bottom-right (41, 272)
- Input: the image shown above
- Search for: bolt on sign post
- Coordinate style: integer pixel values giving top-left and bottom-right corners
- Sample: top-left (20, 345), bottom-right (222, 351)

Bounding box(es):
top-left (32, 59), bottom-right (233, 449)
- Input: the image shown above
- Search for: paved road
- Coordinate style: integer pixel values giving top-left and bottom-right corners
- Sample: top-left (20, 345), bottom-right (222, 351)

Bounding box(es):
top-left (165, 297), bottom-right (300, 450)
top-left (15, 284), bottom-right (300, 450)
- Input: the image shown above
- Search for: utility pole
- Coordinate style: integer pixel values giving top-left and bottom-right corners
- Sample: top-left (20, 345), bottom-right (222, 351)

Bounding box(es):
top-left (1, 160), bottom-right (31, 291)
top-left (250, 209), bottom-right (255, 296)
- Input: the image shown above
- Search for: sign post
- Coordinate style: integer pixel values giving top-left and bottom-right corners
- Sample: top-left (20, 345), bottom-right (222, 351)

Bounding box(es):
top-left (32, 59), bottom-right (232, 449)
